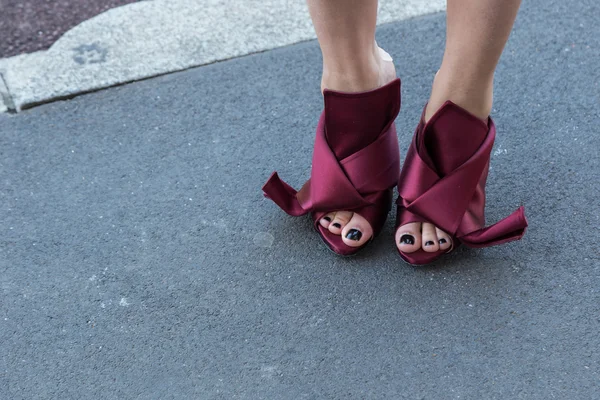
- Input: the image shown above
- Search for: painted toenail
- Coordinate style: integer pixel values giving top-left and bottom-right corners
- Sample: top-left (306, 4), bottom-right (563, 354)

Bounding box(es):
top-left (425, 241), bottom-right (435, 246)
top-left (323, 216), bottom-right (331, 222)
top-left (400, 234), bottom-right (415, 245)
top-left (345, 229), bottom-right (362, 241)
top-left (439, 238), bottom-right (447, 244)
top-left (332, 223), bottom-right (341, 229)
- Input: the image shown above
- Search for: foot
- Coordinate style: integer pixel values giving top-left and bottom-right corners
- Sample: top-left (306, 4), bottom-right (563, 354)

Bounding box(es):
top-left (318, 45), bottom-right (397, 248)
top-left (395, 70), bottom-right (493, 255)
top-left (395, 222), bottom-right (453, 254)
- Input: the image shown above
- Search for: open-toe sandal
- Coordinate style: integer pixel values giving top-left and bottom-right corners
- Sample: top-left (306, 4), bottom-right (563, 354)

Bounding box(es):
top-left (395, 101), bottom-right (528, 265)
top-left (263, 78), bottom-right (402, 256)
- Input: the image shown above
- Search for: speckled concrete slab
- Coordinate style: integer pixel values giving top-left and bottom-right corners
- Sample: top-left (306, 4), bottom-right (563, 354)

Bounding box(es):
top-left (0, 0), bottom-right (444, 112)
top-left (0, 0), bottom-right (599, 398)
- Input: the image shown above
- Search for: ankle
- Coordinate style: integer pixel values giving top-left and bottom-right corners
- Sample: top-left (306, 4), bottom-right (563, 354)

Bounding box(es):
top-left (321, 59), bottom-right (381, 93)
top-left (321, 44), bottom-right (396, 93)
top-left (425, 69), bottom-right (494, 123)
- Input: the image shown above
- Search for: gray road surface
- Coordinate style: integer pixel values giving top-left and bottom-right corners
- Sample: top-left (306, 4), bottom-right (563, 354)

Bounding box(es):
top-left (1, 0), bottom-right (599, 398)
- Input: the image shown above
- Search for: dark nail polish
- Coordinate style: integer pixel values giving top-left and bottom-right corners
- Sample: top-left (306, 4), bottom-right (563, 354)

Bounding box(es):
top-left (400, 234), bottom-right (415, 245)
top-left (425, 241), bottom-right (434, 246)
top-left (332, 223), bottom-right (341, 229)
top-left (439, 238), bottom-right (447, 244)
top-left (323, 216), bottom-right (331, 222)
top-left (345, 229), bottom-right (362, 241)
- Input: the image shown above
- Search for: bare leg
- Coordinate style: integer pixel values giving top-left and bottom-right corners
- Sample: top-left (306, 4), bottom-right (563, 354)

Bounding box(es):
top-left (307, 0), bottom-right (395, 93)
top-left (397, 0), bottom-right (522, 254)
top-left (307, 0), bottom-right (397, 247)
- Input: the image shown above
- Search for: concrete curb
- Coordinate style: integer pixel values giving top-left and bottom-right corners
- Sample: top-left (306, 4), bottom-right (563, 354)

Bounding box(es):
top-left (0, 77), bottom-right (8, 113)
top-left (0, 0), bottom-right (444, 113)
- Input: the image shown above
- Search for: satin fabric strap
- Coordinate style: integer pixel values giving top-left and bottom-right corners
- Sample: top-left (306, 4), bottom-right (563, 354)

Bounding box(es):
top-left (459, 206), bottom-right (527, 247)
top-left (263, 112), bottom-right (400, 217)
top-left (397, 119), bottom-right (526, 248)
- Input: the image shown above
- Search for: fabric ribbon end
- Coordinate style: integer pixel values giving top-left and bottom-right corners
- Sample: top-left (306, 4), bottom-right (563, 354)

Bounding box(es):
top-left (262, 172), bottom-right (308, 216)
top-left (459, 206), bottom-right (528, 248)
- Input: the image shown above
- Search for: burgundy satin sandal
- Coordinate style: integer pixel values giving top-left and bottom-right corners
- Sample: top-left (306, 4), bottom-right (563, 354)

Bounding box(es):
top-left (263, 78), bottom-right (402, 256)
top-left (395, 101), bottom-right (528, 266)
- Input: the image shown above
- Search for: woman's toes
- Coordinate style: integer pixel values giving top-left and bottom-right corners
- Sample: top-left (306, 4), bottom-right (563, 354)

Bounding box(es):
top-left (421, 223), bottom-right (440, 252)
top-left (328, 211), bottom-right (353, 235)
top-left (341, 213), bottom-right (373, 248)
top-left (435, 227), bottom-right (452, 252)
top-left (320, 212), bottom-right (336, 229)
top-left (395, 222), bottom-right (422, 253)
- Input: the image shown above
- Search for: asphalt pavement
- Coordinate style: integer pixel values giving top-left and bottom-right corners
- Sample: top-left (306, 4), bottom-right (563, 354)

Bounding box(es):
top-left (1, 0), bottom-right (599, 398)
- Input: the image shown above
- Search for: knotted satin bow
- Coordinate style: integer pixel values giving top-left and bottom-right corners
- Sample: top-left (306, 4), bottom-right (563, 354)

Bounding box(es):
top-left (264, 110), bottom-right (400, 218)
